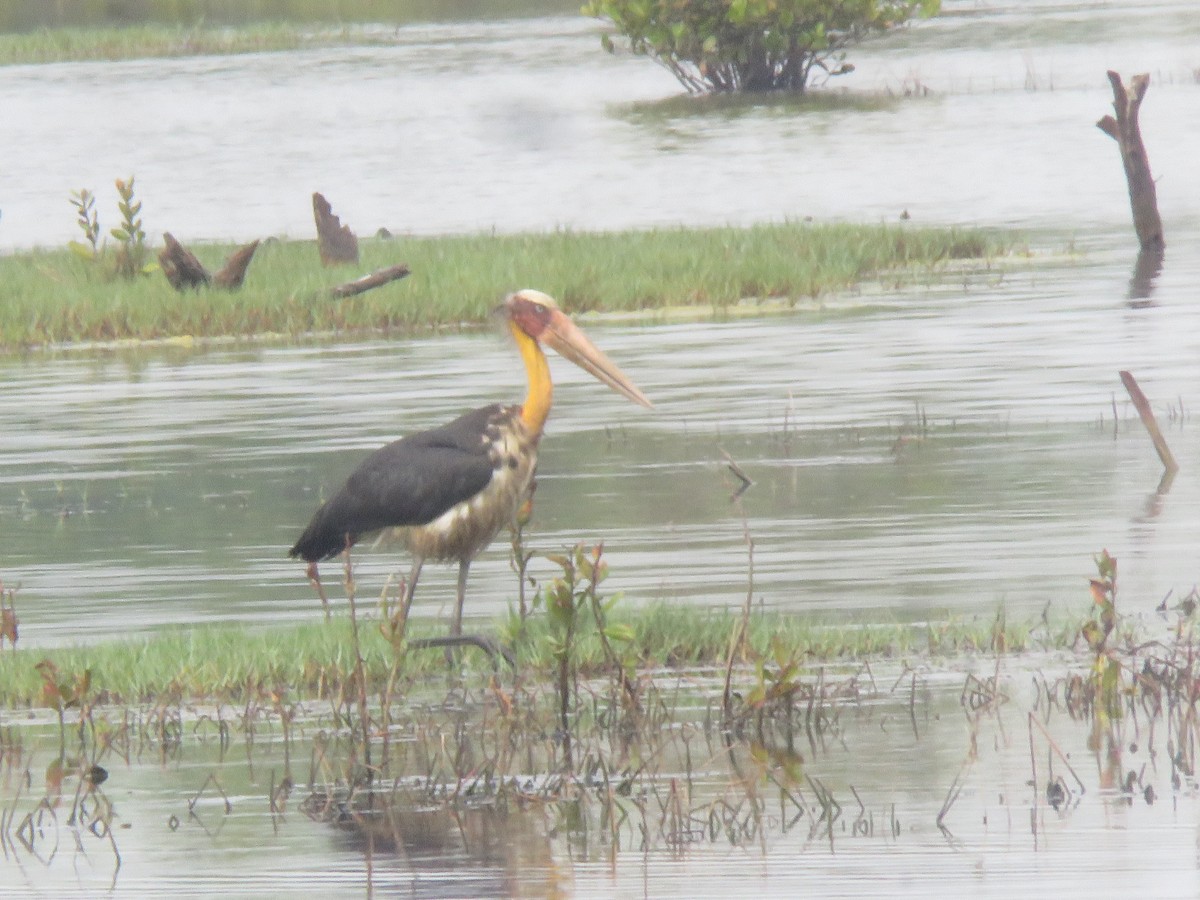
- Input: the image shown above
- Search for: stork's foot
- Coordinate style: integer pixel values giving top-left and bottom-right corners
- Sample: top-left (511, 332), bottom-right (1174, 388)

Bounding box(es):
top-left (407, 634), bottom-right (516, 669)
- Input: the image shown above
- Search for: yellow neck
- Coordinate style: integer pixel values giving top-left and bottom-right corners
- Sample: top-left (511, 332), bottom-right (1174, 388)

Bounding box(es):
top-left (512, 322), bottom-right (552, 437)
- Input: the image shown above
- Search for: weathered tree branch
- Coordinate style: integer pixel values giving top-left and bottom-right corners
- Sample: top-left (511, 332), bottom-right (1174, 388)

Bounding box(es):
top-left (330, 263), bottom-right (410, 299)
top-left (1097, 71), bottom-right (1164, 252)
top-left (1119, 370), bottom-right (1178, 475)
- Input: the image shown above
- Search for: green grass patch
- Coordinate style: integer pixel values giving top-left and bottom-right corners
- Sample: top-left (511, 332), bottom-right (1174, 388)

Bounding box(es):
top-left (0, 0), bottom-right (582, 65)
top-left (1, 222), bottom-right (1019, 350)
top-left (0, 23), bottom-right (390, 65)
top-left (0, 602), bottom-right (1075, 708)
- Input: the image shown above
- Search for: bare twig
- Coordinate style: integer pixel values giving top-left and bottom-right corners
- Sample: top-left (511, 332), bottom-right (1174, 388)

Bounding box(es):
top-left (720, 450), bottom-right (755, 715)
top-left (342, 540), bottom-right (373, 775)
top-left (937, 757), bottom-right (972, 831)
top-left (1028, 712), bottom-right (1087, 795)
top-left (188, 772), bottom-right (233, 815)
top-left (719, 449), bottom-right (755, 502)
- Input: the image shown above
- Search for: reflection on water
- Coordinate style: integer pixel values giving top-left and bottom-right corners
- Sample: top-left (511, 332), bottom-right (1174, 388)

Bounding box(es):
top-left (1127, 247), bottom-right (1164, 305)
top-left (304, 787), bottom-right (563, 897)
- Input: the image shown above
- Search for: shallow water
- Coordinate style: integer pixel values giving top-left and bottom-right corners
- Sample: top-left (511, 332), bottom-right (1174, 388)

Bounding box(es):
top-left (3, 665), bottom-right (1198, 899)
top-left (2, 0), bottom-right (1200, 895)
top-left (2, 244), bottom-right (1198, 647)
top-left (1, 1), bottom-right (1198, 249)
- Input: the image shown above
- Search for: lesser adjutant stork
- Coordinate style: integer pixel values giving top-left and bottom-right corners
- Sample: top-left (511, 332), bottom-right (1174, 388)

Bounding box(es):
top-left (289, 289), bottom-right (652, 644)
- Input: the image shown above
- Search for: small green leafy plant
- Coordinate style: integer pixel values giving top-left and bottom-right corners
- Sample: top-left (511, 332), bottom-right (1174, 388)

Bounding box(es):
top-left (68, 188), bottom-right (101, 260)
top-left (537, 544), bottom-right (638, 763)
top-left (110, 177), bottom-right (152, 278)
top-left (35, 658), bottom-right (95, 754)
top-left (68, 176), bottom-right (156, 279)
top-left (744, 637), bottom-right (805, 712)
top-left (1082, 549), bottom-right (1122, 720)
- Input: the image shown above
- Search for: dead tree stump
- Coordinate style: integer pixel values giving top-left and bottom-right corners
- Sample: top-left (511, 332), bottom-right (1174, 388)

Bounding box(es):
top-left (213, 240), bottom-right (260, 290)
top-left (159, 232), bottom-right (210, 289)
top-left (1097, 71), bottom-right (1165, 252)
top-left (159, 233), bottom-right (260, 292)
top-left (313, 192), bottom-right (359, 266)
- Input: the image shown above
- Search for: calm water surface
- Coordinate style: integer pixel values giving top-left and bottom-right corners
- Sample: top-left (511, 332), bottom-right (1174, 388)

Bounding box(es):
top-left (1, 0), bottom-right (1199, 895)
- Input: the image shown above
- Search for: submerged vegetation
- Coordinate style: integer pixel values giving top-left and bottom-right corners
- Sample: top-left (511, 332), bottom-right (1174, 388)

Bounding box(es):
top-left (0, 220), bottom-right (1016, 349)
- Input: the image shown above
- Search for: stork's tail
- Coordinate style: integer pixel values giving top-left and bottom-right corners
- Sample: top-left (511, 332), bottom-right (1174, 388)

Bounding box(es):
top-left (288, 506), bottom-right (354, 562)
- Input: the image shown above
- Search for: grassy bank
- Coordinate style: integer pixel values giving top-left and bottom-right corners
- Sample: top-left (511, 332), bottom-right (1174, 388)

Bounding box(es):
top-left (2, 222), bottom-right (1017, 349)
top-left (0, 2), bottom-right (582, 65)
top-left (0, 602), bottom-right (1073, 708)
top-left (0, 23), bottom-right (393, 66)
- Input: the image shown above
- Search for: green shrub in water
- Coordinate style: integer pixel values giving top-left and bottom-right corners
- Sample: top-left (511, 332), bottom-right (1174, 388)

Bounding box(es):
top-left (583, 0), bottom-right (941, 94)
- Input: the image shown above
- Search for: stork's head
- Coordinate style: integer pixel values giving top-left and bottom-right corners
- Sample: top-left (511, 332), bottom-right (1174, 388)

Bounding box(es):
top-left (504, 290), bottom-right (652, 409)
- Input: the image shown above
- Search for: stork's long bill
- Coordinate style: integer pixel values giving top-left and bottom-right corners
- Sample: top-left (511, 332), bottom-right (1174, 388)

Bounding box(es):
top-left (504, 289), bottom-right (652, 435)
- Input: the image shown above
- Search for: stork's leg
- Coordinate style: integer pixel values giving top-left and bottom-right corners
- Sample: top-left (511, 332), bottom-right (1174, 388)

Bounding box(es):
top-left (451, 557), bottom-right (471, 637)
top-left (402, 556), bottom-right (425, 625)
top-left (406, 556), bottom-right (514, 669)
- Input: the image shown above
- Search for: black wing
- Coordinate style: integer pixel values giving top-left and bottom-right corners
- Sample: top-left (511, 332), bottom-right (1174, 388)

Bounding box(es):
top-left (289, 405), bottom-right (502, 562)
